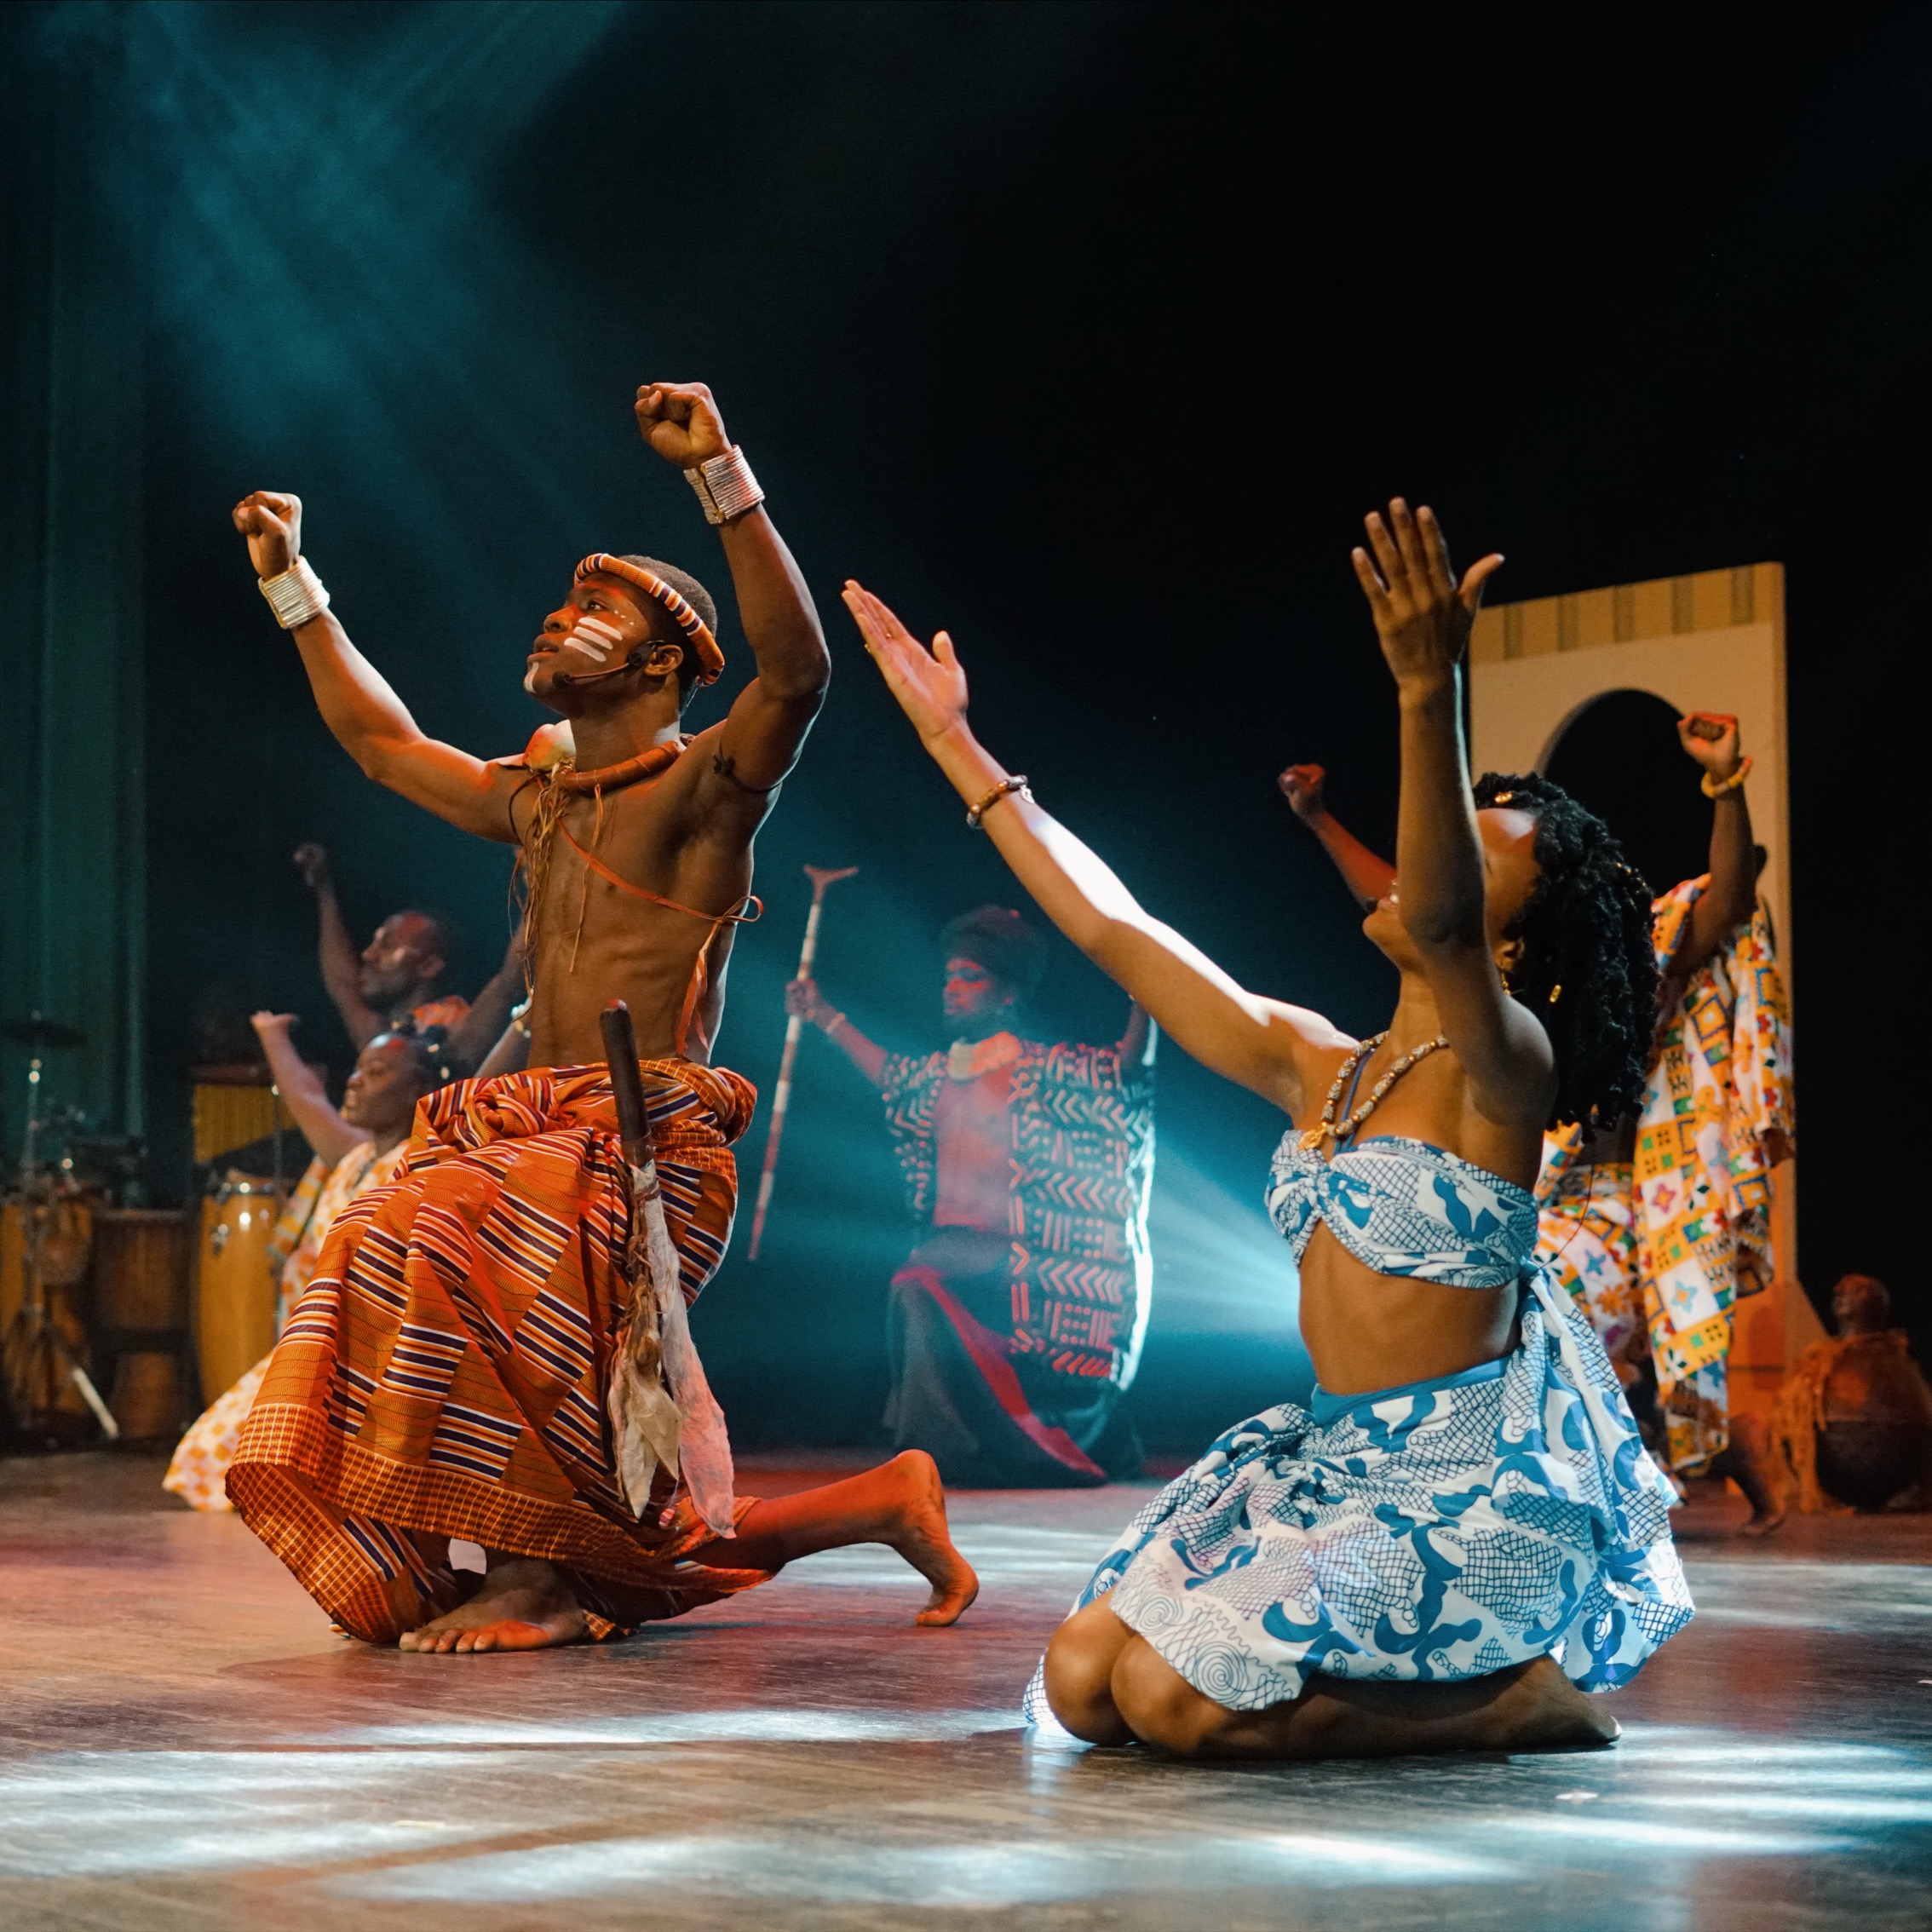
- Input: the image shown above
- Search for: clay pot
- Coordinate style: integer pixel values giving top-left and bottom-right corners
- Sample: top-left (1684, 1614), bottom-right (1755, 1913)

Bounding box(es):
top-left (1816, 1338), bottom-right (1932, 1510)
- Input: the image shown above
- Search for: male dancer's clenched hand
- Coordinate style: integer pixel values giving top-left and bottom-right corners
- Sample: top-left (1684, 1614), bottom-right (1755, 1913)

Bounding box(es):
top-left (233, 490), bottom-right (303, 578)
top-left (634, 382), bottom-right (731, 469)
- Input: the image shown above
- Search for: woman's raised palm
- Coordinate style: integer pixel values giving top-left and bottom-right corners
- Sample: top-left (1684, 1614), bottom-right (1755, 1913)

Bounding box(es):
top-left (842, 582), bottom-right (969, 743)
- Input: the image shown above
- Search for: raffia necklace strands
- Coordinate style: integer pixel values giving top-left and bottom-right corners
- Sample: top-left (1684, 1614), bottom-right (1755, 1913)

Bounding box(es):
top-left (515, 740), bottom-right (762, 1038)
top-left (947, 1032), bottom-right (1021, 1083)
top-left (1297, 1031), bottom-right (1451, 1153)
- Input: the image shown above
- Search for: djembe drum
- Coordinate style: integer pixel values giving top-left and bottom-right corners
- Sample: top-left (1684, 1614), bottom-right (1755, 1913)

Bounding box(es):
top-left (92, 1209), bottom-right (193, 1440)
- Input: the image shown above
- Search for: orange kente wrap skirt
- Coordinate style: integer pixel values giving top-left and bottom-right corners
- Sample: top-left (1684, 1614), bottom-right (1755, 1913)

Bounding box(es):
top-left (227, 1059), bottom-right (769, 1644)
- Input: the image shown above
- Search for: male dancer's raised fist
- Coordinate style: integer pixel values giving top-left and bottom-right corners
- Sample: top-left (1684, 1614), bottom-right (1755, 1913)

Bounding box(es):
top-left (1277, 764), bottom-right (1327, 820)
top-left (233, 490), bottom-right (303, 578)
top-left (634, 382), bottom-right (731, 470)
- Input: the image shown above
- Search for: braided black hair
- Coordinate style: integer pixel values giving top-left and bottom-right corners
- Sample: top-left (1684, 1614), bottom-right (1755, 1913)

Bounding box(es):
top-left (1473, 772), bottom-right (1658, 1131)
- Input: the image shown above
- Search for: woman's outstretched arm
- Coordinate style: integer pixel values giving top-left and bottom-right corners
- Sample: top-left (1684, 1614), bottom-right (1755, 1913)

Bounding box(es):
top-left (1352, 501), bottom-right (1555, 1128)
top-left (842, 584), bottom-right (1337, 1115)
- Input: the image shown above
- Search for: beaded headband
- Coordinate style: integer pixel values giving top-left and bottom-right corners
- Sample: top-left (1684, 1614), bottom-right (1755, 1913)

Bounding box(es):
top-left (574, 554), bottom-right (723, 685)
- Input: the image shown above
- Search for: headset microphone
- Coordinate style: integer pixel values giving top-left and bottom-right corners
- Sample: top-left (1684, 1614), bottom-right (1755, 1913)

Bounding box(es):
top-left (555, 649), bottom-right (648, 690)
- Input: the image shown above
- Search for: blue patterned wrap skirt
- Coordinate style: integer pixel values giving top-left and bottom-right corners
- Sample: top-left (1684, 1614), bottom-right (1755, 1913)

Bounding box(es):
top-left (1024, 1263), bottom-right (1693, 1722)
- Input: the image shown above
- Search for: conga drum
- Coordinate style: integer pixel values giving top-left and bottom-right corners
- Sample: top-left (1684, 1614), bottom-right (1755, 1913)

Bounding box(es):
top-left (195, 1179), bottom-right (284, 1403)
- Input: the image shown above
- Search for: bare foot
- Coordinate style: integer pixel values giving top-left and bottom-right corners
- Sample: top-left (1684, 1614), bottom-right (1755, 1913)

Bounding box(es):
top-left (1714, 1423), bottom-right (1787, 1537)
top-left (882, 1451), bottom-right (979, 1626)
top-left (1483, 1655), bottom-right (1620, 1751)
top-left (397, 1555), bottom-right (589, 1654)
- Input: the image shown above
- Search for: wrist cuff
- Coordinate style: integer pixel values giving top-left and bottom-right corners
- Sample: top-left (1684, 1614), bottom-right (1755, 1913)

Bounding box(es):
top-left (684, 445), bottom-right (765, 525)
top-left (260, 557), bottom-right (330, 630)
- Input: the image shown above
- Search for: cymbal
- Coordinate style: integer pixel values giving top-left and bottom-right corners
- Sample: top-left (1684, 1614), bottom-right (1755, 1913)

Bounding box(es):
top-left (4, 1014), bottom-right (85, 1049)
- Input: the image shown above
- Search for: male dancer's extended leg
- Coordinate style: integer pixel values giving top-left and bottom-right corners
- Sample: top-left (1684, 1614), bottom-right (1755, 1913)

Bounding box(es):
top-left (691, 1450), bottom-right (979, 1624)
top-left (1041, 1600), bottom-right (1617, 1760)
top-left (400, 1452), bottom-right (977, 1653)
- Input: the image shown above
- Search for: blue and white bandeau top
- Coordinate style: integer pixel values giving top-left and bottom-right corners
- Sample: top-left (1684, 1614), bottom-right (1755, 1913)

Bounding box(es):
top-left (1266, 1132), bottom-right (1539, 1289)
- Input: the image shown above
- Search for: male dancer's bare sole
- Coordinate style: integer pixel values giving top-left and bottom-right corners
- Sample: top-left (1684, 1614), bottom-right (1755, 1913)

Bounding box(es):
top-left (398, 1450), bottom-right (979, 1653)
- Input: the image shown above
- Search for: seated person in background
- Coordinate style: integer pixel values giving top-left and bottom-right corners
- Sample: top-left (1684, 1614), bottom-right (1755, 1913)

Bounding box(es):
top-left (163, 1010), bottom-right (451, 1511)
top-left (1769, 1274), bottom-right (1932, 1516)
top-left (846, 497), bottom-right (1691, 1759)
top-left (1283, 717), bottom-right (1793, 1531)
top-left (293, 842), bottom-right (524, 1072)
top-left (789, 906), bottom-right (1155, 1486)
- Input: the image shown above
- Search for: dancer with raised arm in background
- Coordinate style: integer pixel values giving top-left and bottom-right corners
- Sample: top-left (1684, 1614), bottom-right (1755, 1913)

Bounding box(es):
top-left (845, 497), bottom-right (1689, 1760)
top-left (290, 842), bottom-right (526, 1073)
top-left (224, 380), bottom-right (975, 1653)
top-left (164, 1015), bottom-right (453, 1511)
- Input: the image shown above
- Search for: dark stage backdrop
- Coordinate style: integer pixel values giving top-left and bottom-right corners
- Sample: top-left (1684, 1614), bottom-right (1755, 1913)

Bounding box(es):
top-left (3, 1), bottom-right (1928, 1447)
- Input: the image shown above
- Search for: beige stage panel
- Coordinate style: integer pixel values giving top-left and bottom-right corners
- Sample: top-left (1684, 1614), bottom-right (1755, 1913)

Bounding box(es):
top-left (1472, 561), bottom-right (1803, 1392)
top-left (1469, 561), bottom-right (1790, 995)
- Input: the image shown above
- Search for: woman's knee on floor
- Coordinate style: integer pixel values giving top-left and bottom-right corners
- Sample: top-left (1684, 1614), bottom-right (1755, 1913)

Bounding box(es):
top-left (1110, 1636), bottom-right (1233, 1756)
top-left (1043, 1603), bottom-right (1136, 1744)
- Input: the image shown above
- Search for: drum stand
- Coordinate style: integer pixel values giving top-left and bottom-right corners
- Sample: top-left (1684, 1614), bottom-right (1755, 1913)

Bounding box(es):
top-left (4, 1047), bottom-right (118, 1442)
top-left (2, 1210), bottom-right (120, 1442)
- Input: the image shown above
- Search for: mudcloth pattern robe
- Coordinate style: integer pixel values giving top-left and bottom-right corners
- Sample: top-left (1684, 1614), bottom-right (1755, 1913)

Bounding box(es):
top-left (878, 1038), bottom-right (1154, 1483)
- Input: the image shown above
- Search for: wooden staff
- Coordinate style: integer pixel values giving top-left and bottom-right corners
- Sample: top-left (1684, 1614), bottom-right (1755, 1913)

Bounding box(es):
top-left (746, 864), bottom-right (857, 1260)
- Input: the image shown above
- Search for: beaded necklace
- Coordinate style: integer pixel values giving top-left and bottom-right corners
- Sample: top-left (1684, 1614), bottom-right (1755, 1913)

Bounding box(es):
top-left (1296, 1031), bottom-right (1451, 1153)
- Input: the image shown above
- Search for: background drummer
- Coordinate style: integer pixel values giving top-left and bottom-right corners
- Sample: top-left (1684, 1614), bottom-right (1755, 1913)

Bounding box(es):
top-left (161, 1009), bottom-right (448, 1511)
top-left (292, 842), bottom-right (523, 1073)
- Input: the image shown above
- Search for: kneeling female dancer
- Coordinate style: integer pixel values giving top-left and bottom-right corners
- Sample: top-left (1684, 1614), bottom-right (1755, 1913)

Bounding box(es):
top-left (842, 499), bottom-right (1692, 1760)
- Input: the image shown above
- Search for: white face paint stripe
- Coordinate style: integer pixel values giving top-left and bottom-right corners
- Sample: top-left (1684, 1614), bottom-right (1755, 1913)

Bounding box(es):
top-left (562, 614), bottom-right (624, 664)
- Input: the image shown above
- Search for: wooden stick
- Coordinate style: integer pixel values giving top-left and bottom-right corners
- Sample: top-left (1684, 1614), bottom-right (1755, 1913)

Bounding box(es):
top-left (599, 1000), bottom-right (653, 1171)
top-left (746, 865), bottom-right (857, 1260)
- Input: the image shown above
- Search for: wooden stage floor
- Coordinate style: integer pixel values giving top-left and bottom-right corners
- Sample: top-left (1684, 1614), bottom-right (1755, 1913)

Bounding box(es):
top-left (3, 1450), bottom-right (1929, 1930)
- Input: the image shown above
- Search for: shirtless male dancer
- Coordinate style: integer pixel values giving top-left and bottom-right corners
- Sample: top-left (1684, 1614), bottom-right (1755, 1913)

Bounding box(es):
top-left (226, 381), bottom-right (975, 1652)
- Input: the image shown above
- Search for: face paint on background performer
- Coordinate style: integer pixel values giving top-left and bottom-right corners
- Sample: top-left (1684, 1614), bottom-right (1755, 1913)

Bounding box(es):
top-left (788, 906), bottom-right (1156, 1488)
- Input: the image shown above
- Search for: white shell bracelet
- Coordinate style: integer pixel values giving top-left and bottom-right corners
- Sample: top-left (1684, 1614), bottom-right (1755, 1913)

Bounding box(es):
top-left (684, 445), bottom-right (765, 525)
top-left (259, 557), bottom-right (331, 630)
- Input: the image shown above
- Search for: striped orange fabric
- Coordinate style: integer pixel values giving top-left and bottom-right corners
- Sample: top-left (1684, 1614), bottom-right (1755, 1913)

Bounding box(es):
top-left (227, 1058), bottom-right (767, 1644)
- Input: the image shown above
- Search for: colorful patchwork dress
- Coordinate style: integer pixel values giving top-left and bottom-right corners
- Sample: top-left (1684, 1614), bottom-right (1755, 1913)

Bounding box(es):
top-left (1025, 1134), bottom-right (1691, 1722)
top-left (1636, 883), bottom-right (1793, 1471)
top-left (1534, 881), bottom-right (1795, 1471)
